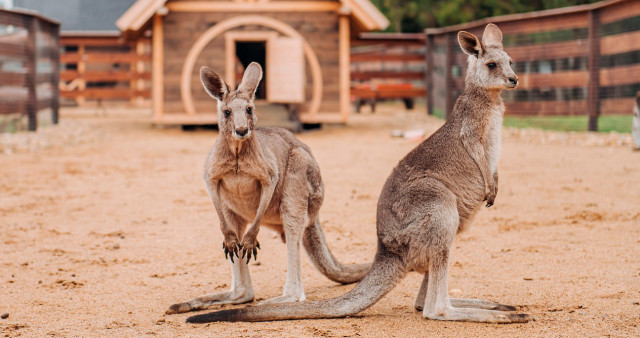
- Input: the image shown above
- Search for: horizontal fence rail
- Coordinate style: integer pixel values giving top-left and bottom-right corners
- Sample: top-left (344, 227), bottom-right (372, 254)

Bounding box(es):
top-left (59, 34), bottom-right (151, 106)
top-left (425, 0), bottom-right (640, 131)
top-left (350, 33), bottom-right (426, 112)
top-left (0, 8), bottom-right (60, 131)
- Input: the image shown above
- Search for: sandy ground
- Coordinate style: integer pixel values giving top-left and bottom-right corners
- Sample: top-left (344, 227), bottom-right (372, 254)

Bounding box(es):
top-left (1, 104), bottom-right (639, 337)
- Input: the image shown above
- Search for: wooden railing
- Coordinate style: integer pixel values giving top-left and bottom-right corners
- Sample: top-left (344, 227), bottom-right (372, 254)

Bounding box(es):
top-left (425, 0), bottom-right (640, 131)
top-left (0, 8), bottom-right (60, 131)
top-left (59, 34), bottom-right (151, 105)
top-left (351, 33), bottom-right (426, 111)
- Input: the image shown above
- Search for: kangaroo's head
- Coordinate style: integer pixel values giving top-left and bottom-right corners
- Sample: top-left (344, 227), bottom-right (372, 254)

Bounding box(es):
top-left (458, 23), bottom-right (518, 90)
top-left (200, 62), bottom-right (262, 141)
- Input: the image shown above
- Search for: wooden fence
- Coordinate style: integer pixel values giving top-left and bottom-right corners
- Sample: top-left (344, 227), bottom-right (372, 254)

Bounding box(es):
top-left (59, 33), bottom-right (151, 106)
top-left (425, 0), bottom-right (640, 131)
top-left (350, 33), bottom-right (426, 111)
top-left (0, 8), bottom-right (59, 131)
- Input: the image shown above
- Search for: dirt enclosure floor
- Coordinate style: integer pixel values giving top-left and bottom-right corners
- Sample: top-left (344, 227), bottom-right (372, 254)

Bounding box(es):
top-left (1, 104), bottom-right (639, 337)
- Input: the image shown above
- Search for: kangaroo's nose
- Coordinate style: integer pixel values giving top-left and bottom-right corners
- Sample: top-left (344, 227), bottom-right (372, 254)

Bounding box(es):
top-left (235, 127), bottom-right (248, 137)
top-left (508, 76), bottom-right (518, 85)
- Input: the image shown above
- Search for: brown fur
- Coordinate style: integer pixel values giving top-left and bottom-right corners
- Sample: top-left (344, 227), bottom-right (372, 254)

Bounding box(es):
top-left (166, 63), bottom-right (370, 315)
top-left (185, 24), bottom-right (531, 324)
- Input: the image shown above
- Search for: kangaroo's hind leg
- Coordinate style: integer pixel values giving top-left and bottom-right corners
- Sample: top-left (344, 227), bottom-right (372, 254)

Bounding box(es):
top-left (419, 207), bottom-right (530, 323)
top-left (414, 274), bottom-right (516, 311)
top-left (258, 211), bottom-right (308, 305)
top-left (166, 213), bottom-right (255, 314)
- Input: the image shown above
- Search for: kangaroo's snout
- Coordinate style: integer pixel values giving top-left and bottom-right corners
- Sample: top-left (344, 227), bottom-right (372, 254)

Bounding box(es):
top-left (507, 74), bottom-right (518, 88)
top-left (235, 127), bottom-right (249, 138)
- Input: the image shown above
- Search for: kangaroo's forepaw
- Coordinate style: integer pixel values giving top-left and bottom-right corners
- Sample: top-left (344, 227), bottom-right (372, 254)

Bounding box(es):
top-left (484, 190), bottom-right (496, 207)
top-left (239, 237), bottom-right (260, 264)
top-left (166, 302), bottom-right (193, 315)
top-left (222, 236), bottom-right (240, 263)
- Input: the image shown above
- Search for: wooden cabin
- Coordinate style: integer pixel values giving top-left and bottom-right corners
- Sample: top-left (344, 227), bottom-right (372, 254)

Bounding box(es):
top-left (116, 0), bottom-right (388, 126)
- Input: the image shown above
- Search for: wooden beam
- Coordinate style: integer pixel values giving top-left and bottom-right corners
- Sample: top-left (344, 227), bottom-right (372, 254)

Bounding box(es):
top-left (152, 14), bottom-right (164, 121)
top-left (444, 33), bottom-right (456, 120)
top-left (166, 1), bottom-right (341, 12)
top-left (351, 71), bottom-right (425, 81)
top-left (587, 9), bottom-right (600, 132)
top-left (61, 53), bottom-right (151, 63)
top-left (350, 53), bottom-right (425, 62)
top-left (339, 14), bottom-right (350, 123)
top-left (425, 34), bottom-right (434, 115)
top-left (26, 17), bottom-right (37, 131)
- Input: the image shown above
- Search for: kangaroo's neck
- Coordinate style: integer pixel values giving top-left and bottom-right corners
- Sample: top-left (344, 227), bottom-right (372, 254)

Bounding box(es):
top-left (462, 84), bottom-right (503, 108)
top-left (452, 84), bottom-right (505, 124)
top-left (217, 133), bottom-right (258, 161)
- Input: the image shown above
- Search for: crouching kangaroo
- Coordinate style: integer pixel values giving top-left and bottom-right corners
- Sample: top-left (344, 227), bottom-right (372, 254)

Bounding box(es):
top-left (166, 63), bottom-right (370, 314)
top-left (186, 24), bottom-right (531, 324)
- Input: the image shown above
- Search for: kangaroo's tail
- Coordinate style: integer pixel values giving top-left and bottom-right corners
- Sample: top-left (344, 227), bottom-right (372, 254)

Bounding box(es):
top-left (302, 218), bottom-right (372, 284)
top-left (187, 246), bottom-right (405, 323)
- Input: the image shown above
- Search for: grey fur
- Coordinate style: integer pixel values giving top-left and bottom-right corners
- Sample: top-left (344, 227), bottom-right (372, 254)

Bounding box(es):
top-left (185, 25), bottom-right (532, 324)
top-left (166, 62), bottom-right (370, 315)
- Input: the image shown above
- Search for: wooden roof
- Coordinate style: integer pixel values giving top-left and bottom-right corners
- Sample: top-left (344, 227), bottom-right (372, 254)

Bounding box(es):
top-left (116, 0), bottom-right (388, 35)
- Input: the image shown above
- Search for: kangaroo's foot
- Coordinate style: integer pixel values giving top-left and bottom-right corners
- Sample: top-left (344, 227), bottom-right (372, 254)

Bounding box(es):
top-left (450, 298), bottom-right (516, 311)
top-left (415, 298), bottom-right (516, 312)
top-left (239, 234), bottom-right (260, 264)
top-left (423, 306), bottom-right (531, 323)
top-left (166, 290), bottom-right (255, 314)
top-left (258, 292), bottom-right (306, 305)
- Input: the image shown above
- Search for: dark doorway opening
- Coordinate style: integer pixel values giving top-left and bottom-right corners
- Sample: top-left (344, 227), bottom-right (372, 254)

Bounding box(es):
top-left (235, 41), bottom-right (266, 99)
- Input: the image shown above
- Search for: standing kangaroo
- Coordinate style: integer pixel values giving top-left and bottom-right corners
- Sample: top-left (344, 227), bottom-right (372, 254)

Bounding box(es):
top-left (186, 24), bottom-right (531, 324)
top-left (166, 62), bottom-right (370, 314)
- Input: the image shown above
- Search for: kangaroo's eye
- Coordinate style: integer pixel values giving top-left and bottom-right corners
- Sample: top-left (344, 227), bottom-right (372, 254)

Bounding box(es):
top-left (246, 107), bottom-right (253, 115)
top-left (509, 60), bottom-right (513, 66)
top-left (223, 109), bottom-right (231, 118)
top-left (487, 62), bottom-right (497, 70)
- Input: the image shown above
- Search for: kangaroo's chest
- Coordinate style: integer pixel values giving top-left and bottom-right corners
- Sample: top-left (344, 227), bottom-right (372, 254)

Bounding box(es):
top-left (220, 174), bottom-right (260, 198)
top-left (484, 107), bottom-right (503, 175)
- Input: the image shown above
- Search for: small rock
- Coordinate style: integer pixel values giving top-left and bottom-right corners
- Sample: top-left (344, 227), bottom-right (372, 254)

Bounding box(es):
top-left (1, 313), bottom-right (8, 319)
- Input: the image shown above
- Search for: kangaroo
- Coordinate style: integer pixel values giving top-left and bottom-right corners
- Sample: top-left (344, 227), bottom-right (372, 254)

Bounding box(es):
top-left (166, 62), bottom-right (370, 314)
top-left (185, 24), bottom-right (532, 324)
top-left (632, 91), bottom-right (640, 150)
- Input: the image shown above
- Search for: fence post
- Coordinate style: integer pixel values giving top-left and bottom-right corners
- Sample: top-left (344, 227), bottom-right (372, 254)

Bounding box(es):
top-left (587, 9), bottom-right (600, 132)
top-left (444, 32), bottom-right (455, 120)
top-left (25, 17), bottom-right (38, 131)
top-left (51, 23), bottom-right (60, 125)
top-left (425, 34), bottom-right (434, 115)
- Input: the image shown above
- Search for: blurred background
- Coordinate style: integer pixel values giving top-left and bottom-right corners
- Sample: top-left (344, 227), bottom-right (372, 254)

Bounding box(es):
top-left (1, 0), bottom-right (639, 134)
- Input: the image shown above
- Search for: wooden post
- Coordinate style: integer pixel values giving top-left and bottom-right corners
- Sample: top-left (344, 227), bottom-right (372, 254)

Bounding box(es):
top-left (152, 14), bottom-right (164, 121)
top-left (26, 17), bottom-right (37, 131)
top-left (587, 9), bottom-right (600, 132)
top-left (444, 32), bottom-right (455, 120)
top-left (425, 34), bottom-right (434, 115)
top-left (77, 43), bottom-right (86, 106)
top-left (338, 13), bottom-right (351, 123)
top-left (135, 39), bottom-right (146, 106)
top-left (51, 23), bottom-right (60, 124)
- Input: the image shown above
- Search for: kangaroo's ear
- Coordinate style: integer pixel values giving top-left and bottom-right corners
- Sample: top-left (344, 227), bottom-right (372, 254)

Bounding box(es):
top-left (237, 62), bottom-right (263, 99)
top-left (200, 66), bottom-right (229, 101)
top-left (482, 23), bottom-right (503, 49)
top-left (636, 91), bottom-right (640, 107)
top-left (458, 31), bottom-right (483, 57)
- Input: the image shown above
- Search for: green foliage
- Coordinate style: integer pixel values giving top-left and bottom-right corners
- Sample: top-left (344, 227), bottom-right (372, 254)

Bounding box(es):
top-left (371, 0), bottom-right (601, 32)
